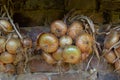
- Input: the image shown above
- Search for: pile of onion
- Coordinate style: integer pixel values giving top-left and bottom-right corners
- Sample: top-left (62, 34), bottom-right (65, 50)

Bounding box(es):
top-left (103, 30), bottom-right (120, 72)
top-left (36, 19), bottom-right (94, 65)
top-left (0, 19), bottom-right (32, 74)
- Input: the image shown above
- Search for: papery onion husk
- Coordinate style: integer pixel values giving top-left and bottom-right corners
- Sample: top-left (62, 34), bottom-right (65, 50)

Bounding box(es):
top-left (75, 32), bottom-right (93, 54)
top-left (0, 36), bottom-right (6, 53)
top-left (68, 21), bottom-right (83, 39)
top-left (42, 52), bottom-right (56, 64)
top-left (59, 35), bottom-right (72, 48)
top-left (51, 20), bottom-right (67, 37)
top-left (6, 38), bottom-right (21, 54)
top-left (52, 48), bottom-right (63, 61)
top-left (62, 45), bottom-right (81, 64)
top-left (0, 52), bottom-right (14, 64)
top-left (0, 20), bottom-right (13, 32)
top-left (37, 33), bottom-right (58, 53)
top-left (104, 51), bottom-right (116, 64)
top-left (104, 31), bottom-right (119, 49)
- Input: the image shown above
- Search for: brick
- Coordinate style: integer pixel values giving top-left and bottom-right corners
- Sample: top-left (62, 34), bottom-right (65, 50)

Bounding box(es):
top-left (0, 73), bottom-right (15, 80)
top-left (20, 26), bottom-right (50, 42)
top-left (16, 74), bottom-right (48, 80)
top-left (28, 56), bottom-right (70, 72)
top-left (98, 72), bottom-right (120, 80)
top-left (28, 57), bottom-right (56, 72)
top-left (51, 72), bottom-right (90, 80)
top-left (88, 56), bottom-right (114, 73)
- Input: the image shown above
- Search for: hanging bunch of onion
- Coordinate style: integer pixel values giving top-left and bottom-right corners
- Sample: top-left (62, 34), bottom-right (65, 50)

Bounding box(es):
top-left (0, 34), bottom-right (22, 74)
top-left (0, 33), bottom-right (22, 62)
top-left (102, 28), bottom-right (120, 72)
top-left (0, 19), bottom-right (24, 74)
top-left (104, 30), bottom-right (119, 49)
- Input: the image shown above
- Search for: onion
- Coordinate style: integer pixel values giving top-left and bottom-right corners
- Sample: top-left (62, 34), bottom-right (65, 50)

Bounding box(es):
top-left (0, 52), bottom-right (14, 64)
top-left (59, 35), bottom-right (72, 48)
top-left (104, 31), bottom-right (119, 49)
top-left (116, 47), bottom-right (120, 57)
top-left (0, 36), bottom-right (6, 53)
top-left (42, 52), bottom-right (56, 64)
top-left (62, 45), bottom-right (81, 64)
top-left (0, 20), bottom-right (13, 32)
top-left (5, 64), bottom-right (15, 74)
top-left (104, 51), bottom-right (116, 64)
top-left (68, 21), bottom-right (83, 39)
top-left (6, 38), bottom-right (21, 54)
top-left (22, 37), bottom-right (32, 48)
top-left (51, 20), bottom-right (67, 37)
top-left (115, 59), bottom-right (120, 71)
top-left (12, 33), bottom-right (19, 39)
top-left (37, 33), bottom-right (58, 53)
top-left (0, 62), bottom-right (5, 72)
top-left (52, 48), bottom-right (63, 61)
top-left (75, 32), bottom-right (93, 54)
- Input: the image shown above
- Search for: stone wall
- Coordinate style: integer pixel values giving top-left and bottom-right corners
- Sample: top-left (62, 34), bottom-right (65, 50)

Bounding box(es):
top-left (9, 0), bottom-right (120, 27)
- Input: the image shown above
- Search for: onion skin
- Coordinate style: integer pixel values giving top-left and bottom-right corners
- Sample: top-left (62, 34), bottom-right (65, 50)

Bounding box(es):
top-left (62, 45), bottom-right (81, 64)
top-left (0, 20), bottom-right (13, 32)
top-left (76, 33), bottom-right (93, 54)
top-left (0, 52), bottom-right (14, 64)
top-left (0, 62), bottom-right (5, 72)
top-left (5, 64), bottom-right (15, 74)
top-left (104, 31), bottom-right (119, 49)
top-left (0, 36), bottom-right (6, 53)
top-left (12, 33), bottom-right (19, 39)
top-left (51, 20), bottom-right (67, 37)
top-left (59, 36), bottom-right (73, 48)
top-left (104, 51), bottom-right (116, 64)
top-left (6, 38), bottom-right (21, 54)
top-left (37, 33), bottom-right (58, 53)
top-left (42, 52), bottom-right (56, 64)
top-left (115, 59), bottom-right (120, 71)
top-left (68, 21), bottom-right (83, 39)
top-left (52, 48), bottom-right (63, 61)
top-left (116, 47), bottom-right (120, 57)
top-left (81, 53), bottom-right (90, 61)
top-left (22, 38), bottom-right (32, 48)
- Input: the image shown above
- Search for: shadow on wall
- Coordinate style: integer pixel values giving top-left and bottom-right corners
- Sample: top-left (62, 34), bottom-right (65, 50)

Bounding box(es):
top-left (103, 10), bottom-right (111, 24)
top-left (13, 13), bottom-right (32, 27)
